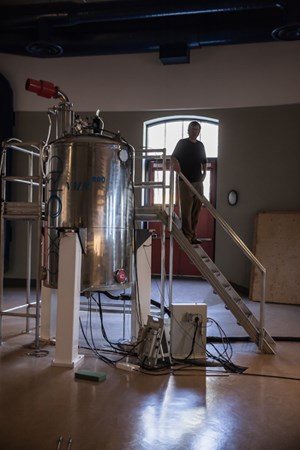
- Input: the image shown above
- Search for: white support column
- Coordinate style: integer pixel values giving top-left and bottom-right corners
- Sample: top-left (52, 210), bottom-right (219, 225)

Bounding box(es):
top-left (52, 231), bottom-right (84, 368)
top-left (131, 232), bottom-right (152, 338)
top-left (40, 285), bottom-right (57, 340)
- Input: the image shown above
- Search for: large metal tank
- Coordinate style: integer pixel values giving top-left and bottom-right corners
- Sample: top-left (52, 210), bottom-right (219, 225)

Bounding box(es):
top-left (44, 132), bottom-right (134, 292)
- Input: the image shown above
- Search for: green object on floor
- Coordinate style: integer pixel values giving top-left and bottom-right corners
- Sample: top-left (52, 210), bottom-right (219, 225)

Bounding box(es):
top-left (75, 369), bottom-right (107, 382)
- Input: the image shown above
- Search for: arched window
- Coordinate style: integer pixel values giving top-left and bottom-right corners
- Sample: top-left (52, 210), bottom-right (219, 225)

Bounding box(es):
top-left (144, 115), bottom-right (219, 157)
top-left (143, 115), bottom-right (219, 202)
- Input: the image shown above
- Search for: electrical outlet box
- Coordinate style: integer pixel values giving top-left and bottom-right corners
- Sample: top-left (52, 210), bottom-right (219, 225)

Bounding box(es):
top-left (170, 303), bottom-right (207, 360)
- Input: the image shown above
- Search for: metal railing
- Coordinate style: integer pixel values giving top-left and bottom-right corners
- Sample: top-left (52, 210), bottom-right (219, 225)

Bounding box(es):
top-left (133, 149), bottom-right (267, 350)
top-left (168, 168), bottom-right (267, 351)
top-left (134, 148), bottom-right (168, 318)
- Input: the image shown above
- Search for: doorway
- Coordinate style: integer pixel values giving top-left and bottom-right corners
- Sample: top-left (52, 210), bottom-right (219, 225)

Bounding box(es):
top-left (144, 116), bottom-right (219, 277)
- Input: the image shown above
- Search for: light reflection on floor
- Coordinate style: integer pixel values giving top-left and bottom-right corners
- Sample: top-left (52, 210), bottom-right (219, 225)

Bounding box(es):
top-left (140, 376), bottom-right (206, 448)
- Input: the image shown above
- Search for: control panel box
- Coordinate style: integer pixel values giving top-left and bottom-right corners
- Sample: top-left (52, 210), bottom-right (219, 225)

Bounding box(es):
top-left (170, 303), bottom-right (207, 359)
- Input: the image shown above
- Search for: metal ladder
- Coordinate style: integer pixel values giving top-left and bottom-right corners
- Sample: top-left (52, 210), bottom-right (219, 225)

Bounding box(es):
top-left (157, 209), bottom-right (276, 354)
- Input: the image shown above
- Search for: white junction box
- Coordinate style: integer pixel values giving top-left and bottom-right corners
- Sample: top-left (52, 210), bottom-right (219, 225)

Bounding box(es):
top-left (170, 303), bottom-right (207, 360)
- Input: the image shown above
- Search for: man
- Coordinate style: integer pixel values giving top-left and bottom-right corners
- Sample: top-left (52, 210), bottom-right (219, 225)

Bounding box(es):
top-left (172, 121), bottom-right (207, 244)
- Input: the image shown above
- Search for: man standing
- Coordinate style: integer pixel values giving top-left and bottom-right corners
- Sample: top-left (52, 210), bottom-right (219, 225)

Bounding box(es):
top-left (172, 121), bottom-right (207, 244)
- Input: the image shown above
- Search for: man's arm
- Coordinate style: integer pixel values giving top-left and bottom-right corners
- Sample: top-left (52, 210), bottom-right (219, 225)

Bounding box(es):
top-left (171, 155), bottom-right (181, 173)
top-left (201, 162), bottom-right (207, 181)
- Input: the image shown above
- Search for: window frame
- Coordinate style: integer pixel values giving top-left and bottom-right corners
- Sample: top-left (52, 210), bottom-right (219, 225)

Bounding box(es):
top-left (142, 115), bottom-right (219, 206)
top-left (143, 115), bottom-right (219, 158)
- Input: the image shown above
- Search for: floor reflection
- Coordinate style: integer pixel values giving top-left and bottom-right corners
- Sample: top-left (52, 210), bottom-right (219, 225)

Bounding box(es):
top-left (139, 375), bottom-right (206, 448)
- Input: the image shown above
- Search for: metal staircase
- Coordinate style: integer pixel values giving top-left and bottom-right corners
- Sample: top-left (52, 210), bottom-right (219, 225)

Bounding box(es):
top-left (134, 149), bottom-right (276, 355)
top-left (157, 209), bottom-right (276, 354)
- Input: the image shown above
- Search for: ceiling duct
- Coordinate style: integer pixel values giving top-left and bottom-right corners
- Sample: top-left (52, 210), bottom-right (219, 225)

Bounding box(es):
top-left (0, 0), bottom-right (299, 59)
top-left (0, 1), bottom-right (286, 26)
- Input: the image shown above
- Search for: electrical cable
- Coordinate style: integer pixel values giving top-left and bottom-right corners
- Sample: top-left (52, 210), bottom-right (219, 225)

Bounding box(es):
top-left (93, 292), bottom-right (123, 351)
top-left (80, 294), bottom-right (128, 365)
top-left (79, 291), bottom-right (147, 367)
top-left (79, 316), bottom-right (116, 366)
top-left (40, 112), bottom-right (52, 178)
top-left (150, 299), bottom-right (171, 317)
top-left (207, 336), bottom-right (300, 343)
top-left (169, 313), bottom-right (247, 373)
top-left (79, 292), bottom-right (247, 375)
top-left (203, 317), bottom-right (248, 373)
top-left (239, 372), bottom-right (300, 381)
top-left (80, 288), bottom-right (296, 377)
top-left (185, 317), bottom-right (200, 359)
top-left (101, 291), bottom-right (131, 301)
top-left (206, 317), bottom-right (234, 360)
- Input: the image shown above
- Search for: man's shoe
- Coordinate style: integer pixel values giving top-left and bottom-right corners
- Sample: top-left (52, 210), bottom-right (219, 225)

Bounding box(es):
top-left (190, 237), bottom-right (202, 245)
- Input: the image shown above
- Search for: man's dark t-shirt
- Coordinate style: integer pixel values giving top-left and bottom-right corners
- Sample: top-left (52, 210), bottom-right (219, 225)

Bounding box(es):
top-left (172, 138), bottom-right (207, 183)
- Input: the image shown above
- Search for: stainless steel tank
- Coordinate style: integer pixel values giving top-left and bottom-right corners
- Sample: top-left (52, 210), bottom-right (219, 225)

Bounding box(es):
top-left (44, 132), bottom-right (134, 292)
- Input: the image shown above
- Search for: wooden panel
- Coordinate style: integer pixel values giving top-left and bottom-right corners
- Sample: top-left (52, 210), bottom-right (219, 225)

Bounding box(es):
top-left (250, 211), bottom-right (300, 304)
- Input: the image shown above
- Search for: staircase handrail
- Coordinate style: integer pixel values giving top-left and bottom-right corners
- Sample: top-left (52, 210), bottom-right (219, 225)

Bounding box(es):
top-left (174, 171), bottom-right (265, 273)
top-left (170, 169), bottom-right (267, 351)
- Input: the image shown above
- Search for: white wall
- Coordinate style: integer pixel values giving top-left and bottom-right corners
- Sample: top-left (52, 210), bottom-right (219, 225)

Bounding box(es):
top-left (1, 40), bottom-right (300, 112)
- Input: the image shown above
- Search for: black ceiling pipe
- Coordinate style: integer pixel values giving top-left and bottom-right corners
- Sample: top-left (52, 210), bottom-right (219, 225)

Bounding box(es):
top-left (0, 16), bottom-right (285, 58)
top-left (0, 0), bottom-right (287, 28)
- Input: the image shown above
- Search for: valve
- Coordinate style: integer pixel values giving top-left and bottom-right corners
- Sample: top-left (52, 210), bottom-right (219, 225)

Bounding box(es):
top-left (25, 78), bottom-right (70, 103)
top-left (25, 78), bottom-right (59, 99)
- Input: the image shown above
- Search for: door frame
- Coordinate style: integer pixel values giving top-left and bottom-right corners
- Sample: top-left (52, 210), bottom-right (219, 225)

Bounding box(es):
top-left (148, 157), bottom-right (217, 277)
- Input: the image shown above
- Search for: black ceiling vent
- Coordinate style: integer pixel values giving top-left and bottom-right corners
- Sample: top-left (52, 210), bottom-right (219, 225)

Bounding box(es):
top-left (272, 24), bottom-right (300, 41)
top-left (26, 41), bottom-right (64, 57)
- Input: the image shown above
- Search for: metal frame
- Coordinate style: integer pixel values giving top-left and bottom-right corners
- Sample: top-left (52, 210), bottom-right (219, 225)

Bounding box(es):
top-left (0, 140), bottom-right (43, 348)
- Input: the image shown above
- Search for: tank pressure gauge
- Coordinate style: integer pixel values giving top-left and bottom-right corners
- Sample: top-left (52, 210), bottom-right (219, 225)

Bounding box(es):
top-left (115, 269), bottom-right (128, 284)
top-left (118, 149), bottom-right (129, 163)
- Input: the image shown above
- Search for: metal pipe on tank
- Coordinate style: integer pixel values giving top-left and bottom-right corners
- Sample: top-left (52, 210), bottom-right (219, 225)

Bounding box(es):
top-left (54, 102), bottom-right (74, 139)
top-left (25, 78), bottom-right (73, 138)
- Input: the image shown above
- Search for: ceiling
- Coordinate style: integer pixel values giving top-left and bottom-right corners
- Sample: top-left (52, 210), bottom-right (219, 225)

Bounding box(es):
top-left (0, 0), bottom-right (300, 63)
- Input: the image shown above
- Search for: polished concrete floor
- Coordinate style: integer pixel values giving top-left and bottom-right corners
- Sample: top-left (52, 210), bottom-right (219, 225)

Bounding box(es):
top-left (0, 279), bottom-right (300, 450)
